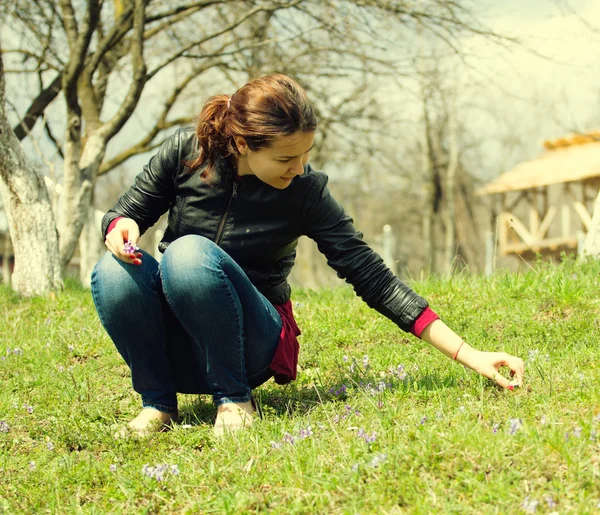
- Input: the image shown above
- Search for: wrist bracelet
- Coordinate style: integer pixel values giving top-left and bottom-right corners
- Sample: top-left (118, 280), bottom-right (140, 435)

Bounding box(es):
top-left (453, 342), bottom-right (465, 361)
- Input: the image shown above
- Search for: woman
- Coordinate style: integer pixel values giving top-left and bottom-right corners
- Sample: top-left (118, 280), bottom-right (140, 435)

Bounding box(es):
top-left (91, 74), bottom-right (524, 437)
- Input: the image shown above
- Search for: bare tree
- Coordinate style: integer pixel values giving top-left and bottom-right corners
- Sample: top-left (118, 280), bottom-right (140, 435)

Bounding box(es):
top-left (2, 0), bottom-right (514, 292)
top-left (0, 47), bottom-right (62, 296)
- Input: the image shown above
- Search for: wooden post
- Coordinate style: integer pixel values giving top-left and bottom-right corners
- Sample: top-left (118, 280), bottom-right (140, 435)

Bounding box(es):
top-left (562, 184), bottom-right (571, 237)
top-left (529, 188), bottom-right (539, 237)
top-left (382, 224), bottom-right (397, 275)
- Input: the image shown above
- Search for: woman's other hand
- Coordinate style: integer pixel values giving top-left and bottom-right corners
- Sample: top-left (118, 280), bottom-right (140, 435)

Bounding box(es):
top-left (459, 348), bottom-right (525, 390)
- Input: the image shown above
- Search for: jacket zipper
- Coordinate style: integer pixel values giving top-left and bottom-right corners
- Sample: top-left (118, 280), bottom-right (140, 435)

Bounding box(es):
top-left (215, 181), bottom-right (238, 245)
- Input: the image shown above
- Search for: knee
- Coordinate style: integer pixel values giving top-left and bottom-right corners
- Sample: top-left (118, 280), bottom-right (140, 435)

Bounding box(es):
top-left (91, 251), bottom-right (157, 303)
top-left (161, 235), bottom-right (223, 288)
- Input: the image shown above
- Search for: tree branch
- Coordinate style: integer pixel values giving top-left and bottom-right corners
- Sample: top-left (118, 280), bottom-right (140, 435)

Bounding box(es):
top-left (100, 0), bottom-right (146, 142)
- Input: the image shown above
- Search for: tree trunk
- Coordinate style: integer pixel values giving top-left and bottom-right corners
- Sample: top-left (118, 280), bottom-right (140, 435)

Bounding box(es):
top-left (2, 231), bottom-right (11, 286)
top-left (0, 51), bottom-right (63, 296)
top-left (443, 95), bottom-right (458, 274)
top-left (58, 129), bottom-right (104, 269)
top-left (581, 189), bottom-right (600, 258)
top-left (78, 204), bottom-right (105, 287)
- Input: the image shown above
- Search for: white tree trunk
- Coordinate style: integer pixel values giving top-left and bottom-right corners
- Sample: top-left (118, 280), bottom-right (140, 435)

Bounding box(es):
top-left (581, 189), bottom-right (600, 258)
top-left (0, 53), bottom-right (62, 296)
top-left (2, 231), bottom-right (11, 286)
top-left (78, 206), bottom-right (105, 287)
top-left (58, 129), bottom-right (104, 269)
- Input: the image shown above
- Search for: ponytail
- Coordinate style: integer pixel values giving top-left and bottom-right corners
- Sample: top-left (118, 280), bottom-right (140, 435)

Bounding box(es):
top-left (187, 74), bottom-right (317, 182)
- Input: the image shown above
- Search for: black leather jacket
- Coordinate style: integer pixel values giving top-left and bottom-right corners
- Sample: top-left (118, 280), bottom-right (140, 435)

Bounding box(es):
top-left (102, 126), bottom-right (429, 332)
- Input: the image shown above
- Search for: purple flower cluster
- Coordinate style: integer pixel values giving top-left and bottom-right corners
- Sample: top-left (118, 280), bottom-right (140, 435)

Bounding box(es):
top-left (271, 426), bottom-right (314, 448)
top-left (329, 384), bottom-right (347, 397)
top-left (5, 348), bottom-right (23, 356)
top-left (123, 241), bottom-right (139, 254)
top-left (0, 421), bottom-right (8, 433)
top-left (110, 464), bottom-right (117, 472)
top-left (23, 404), bottom-right (34, 414)
top-left (332, 405), bottom-right (361, 424)
top-left (389, 364), bottom-right (407, 381)
top-left (142, 463), bottom-right (180, 481)
top-left (46, 442), bottom-right (54, 451)
top-left (356, 428), bottom-right (377, 444)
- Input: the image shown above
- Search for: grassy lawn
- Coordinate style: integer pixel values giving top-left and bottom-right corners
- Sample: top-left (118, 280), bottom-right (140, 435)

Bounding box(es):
top-left (1, 258), bottom-right (599, 514)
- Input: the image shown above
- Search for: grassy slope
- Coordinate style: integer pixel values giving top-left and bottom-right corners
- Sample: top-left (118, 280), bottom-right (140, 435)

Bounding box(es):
top-left (0, 259), bottom-right (599, 514)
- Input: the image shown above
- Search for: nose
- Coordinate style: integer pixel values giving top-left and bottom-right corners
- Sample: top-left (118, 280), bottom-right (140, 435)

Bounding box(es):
top-left (289, 158), bottom-right (304, 176)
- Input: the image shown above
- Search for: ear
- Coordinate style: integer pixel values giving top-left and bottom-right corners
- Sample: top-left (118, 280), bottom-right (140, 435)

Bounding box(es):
top-left (233, 136), bottom-right (249, 155)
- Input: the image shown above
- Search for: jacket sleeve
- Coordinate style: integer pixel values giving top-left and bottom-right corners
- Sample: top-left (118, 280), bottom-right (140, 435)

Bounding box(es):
top-left (100, 129), bottom-right (181, 238)
top-left (301, 171), bottom-right (428, 332)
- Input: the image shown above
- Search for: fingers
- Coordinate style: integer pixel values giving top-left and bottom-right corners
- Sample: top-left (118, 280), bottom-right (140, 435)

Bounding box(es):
top-left (490, 353), bottom-right (525, 390)
top-left (506, 354), bottom-right (525, 388)
top-left (104, 232), bottom-right (143, 265)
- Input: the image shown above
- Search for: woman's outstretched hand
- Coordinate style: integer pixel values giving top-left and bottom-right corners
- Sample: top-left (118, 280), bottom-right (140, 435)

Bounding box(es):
top-left (459, 349), bottom-right (525, 390)
top-left (104, 218), bottom-right (143, 265)
top-left (420, 319), bottom-right (526, 391)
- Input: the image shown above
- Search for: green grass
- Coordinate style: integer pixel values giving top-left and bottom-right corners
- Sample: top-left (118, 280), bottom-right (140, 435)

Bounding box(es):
top-left (1, 258), bottom-right (600, 514)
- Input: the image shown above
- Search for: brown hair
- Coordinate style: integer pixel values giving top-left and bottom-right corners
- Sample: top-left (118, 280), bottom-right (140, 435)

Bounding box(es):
top-left (188, 74), bottom-right (317, 180)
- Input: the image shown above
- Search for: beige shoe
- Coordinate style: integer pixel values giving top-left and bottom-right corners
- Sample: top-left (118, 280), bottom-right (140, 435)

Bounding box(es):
top-left (114, 408), bottom-right (178, 438)
top-left (214, 400), bottom-right (255, 437)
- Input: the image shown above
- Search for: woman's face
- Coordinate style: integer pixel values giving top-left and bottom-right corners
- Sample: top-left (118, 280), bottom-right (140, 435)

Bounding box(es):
top-left (235, 131), bottom-right (315, 189)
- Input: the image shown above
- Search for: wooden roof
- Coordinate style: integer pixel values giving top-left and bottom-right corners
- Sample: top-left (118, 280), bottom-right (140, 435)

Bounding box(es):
top-left (477, 138), bottom-right (600, 195)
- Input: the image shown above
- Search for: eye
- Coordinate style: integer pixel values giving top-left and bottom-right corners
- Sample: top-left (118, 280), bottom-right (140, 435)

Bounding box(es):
top-left (277, 158), bottom-right (292, 163)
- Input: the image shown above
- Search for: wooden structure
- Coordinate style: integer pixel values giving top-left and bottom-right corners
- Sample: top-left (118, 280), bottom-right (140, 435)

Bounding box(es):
top-left (477, 130), bottom-right (600, 259)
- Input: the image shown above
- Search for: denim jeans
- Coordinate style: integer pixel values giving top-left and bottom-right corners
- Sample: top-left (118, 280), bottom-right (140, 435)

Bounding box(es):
top-left (91, 234), bottom-right (283, 412)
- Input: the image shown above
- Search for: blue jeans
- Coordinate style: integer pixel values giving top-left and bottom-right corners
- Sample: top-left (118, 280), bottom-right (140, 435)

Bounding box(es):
top-left (91, 234), bottom-right (283, 412)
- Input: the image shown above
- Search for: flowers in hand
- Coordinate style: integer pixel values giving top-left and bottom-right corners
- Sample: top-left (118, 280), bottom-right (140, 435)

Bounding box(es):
top-left (123, 241), bottom-right (139, 254)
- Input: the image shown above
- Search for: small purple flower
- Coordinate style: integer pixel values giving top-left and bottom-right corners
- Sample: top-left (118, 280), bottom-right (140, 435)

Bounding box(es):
top-left (29, 461), bottom-right (36, 471)
top-left (342, 355), bottom-right (349, 362)
top-left (545, 495), bottom-right (556, 509)
top-left (590, 430), bottom-right (597, 441)
top-left (68, 345), bottom-right (75, 352)
top-left (509, 418), bottom-right (522, 435)
top-left (170, 464), bottom-right (180, 475)
top-left (299, 426), bottom-right (313, 439)
top-left (332, 415), bottom-right (340, 424)
top-left (123, 241), bottom-right (139, 254)
top-left (12, 348), bottom-right (23, 355)
top-left (23, 404), bottom-right (34, 414)
top-left (521, 496), bottom-right (538, 513)
top-left (282, 433), bottom-right (295, 445)
top-left (110, 464), bottom-right (117, 472)
top-left (492, 424), bottom-right (500, 434)
top-left (362, 355), bottom-right (369, 368)
top-left (57, 365), bottom-right (65, 372)
top-left (365, 432), bottom-right (377, 444)
top-left (540, 416), bottom-right (548, 425)
top-left (270, 441), bottom-right (282, 449)
top-left (419, 416), bottom-right (427, 425)
top-left (351, 463), bottom-right (359, 472)
top-left (369, 453), bottom-right (387, 468)
top-left (0, 421), bottom-right (9, 433)
top-left (377, 401), bottom-right (384, 409)
top-left (573, 426), bottom-right (582, 438)
top-left (46, 442), bottom-right (54, 451)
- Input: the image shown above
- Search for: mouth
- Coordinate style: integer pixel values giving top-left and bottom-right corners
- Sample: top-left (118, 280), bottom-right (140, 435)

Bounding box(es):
top-left (281, 176), bottom-right (295, 181)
